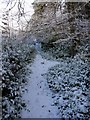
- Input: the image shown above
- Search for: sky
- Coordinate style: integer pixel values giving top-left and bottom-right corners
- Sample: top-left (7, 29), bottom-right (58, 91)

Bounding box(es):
top-left (0, 0), bottom-right (34, 32)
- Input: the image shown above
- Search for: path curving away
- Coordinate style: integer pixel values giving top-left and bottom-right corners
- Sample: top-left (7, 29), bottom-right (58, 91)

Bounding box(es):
top-left (21, 54), bottom-right (59, 118)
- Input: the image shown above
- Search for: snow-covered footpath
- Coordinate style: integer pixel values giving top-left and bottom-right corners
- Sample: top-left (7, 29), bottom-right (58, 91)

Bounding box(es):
top-left (21, 52), bottom-right (90, 118)
top-left (21, 54), bottom-right (59, 118)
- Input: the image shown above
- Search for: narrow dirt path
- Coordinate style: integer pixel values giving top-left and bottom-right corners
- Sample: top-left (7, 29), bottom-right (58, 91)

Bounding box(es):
top-left (21, 54), bottom-right (59, 118)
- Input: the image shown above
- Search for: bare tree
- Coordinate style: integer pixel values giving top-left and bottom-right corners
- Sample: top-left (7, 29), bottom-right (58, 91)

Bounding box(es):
top-left (1, 11), bottom-right (10, 39)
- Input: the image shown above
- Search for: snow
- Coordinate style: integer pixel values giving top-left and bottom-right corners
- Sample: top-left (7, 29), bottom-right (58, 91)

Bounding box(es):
top-left (2, 37), bottom-right (89, 118)
top-left (21, 54), bottom-right (59, 118)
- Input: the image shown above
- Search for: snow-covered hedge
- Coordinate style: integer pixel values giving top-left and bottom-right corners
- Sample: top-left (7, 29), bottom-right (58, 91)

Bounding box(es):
top-left (2, 38), bottom-right (35, 119)
top-left (43, 56), bottom-right (90, 118)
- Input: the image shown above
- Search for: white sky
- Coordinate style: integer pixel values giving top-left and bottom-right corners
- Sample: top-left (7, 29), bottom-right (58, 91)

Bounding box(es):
top-left (0, 0), bottom-right (34, 31)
